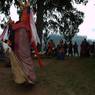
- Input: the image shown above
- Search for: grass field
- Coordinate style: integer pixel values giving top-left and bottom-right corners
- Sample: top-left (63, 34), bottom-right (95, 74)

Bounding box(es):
top-left (0, 57), bottom-right (95, 95)
top-left (36, 57), bottom-right (95, 95)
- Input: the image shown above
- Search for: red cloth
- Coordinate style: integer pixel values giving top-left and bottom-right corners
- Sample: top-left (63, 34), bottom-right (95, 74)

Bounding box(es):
top-left (12, 6), bottom-right (44, 68)
top-left (13, 6), bottom-right (32, 42)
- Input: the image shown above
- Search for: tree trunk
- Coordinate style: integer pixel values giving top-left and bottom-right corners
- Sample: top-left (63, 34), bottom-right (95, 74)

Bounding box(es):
top-left (36, 0), bottom-right (44, 51)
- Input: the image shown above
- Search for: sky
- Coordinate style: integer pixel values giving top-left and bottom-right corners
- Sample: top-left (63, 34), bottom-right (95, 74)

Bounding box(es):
top-left (0, 0), bottom-right (95, 40)
top-left (73, 0), bottom-right (95, 40)
top-left (10, 4), bottom-right (19, 22)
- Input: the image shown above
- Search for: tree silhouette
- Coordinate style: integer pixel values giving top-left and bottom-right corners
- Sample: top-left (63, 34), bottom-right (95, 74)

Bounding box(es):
top-left (43, 7), bottom-right (84, 41)
top-left (0, 0), bottom-right (88, 42)
top-left (43, 0), bottom-right (87, 41)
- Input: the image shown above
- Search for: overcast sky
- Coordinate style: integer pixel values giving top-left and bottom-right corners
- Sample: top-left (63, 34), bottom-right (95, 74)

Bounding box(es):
top-left (74, 0), bottom-right (95, 40)
top-left (0, 0), bottom-right (95, 40)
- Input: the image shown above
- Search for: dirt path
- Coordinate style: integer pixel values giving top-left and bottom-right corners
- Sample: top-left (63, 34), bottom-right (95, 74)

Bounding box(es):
top-left (0, 61), bottom-right (49, 95)
top-left (0, 68), bottom-right (49, 95)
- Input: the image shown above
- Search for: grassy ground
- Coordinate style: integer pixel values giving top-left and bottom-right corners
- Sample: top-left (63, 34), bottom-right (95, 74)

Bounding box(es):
top-left (36, 57), bottom-right (95, 95)
top-left (0, 57), bottom-right (95, 95)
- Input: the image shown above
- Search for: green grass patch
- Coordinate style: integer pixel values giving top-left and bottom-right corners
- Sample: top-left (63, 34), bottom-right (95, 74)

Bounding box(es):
top-left (35, 57), bottom-right (95, 95)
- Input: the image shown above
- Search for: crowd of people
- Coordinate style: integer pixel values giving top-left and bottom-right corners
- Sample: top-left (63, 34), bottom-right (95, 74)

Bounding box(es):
top-left (45, 38), bottom-right (95, 59)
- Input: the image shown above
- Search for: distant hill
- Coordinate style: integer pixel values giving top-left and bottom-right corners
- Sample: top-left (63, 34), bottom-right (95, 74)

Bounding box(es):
top-left (48, 34), bottom-right (64, 45)
top-left (48, 34), bottom-right (94, 46)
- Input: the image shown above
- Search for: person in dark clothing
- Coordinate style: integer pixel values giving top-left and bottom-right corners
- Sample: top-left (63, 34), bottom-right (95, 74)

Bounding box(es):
top-left (80, 39), bottom-right (90, 57)
top-left (64, 41), bottom-right (68, 56)
top-left (73, 42), bottom-right (79, 56)
top-left (68, 41), bottom-right (73, 56)
top-left (57, 39), bottom-right (64, 60)
top-left (90, 42), bottom-right (95, 56)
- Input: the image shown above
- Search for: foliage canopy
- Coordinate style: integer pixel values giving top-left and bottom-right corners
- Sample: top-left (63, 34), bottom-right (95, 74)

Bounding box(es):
top-left (0, 0), bottom-right (88, 41)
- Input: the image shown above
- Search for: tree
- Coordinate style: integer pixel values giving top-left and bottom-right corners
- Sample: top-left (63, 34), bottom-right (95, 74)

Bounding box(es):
top-left (36, 0), bottom-right (44, 49)
top-left (43, 7), bottom-right (84, 42)
top-left (43, 0), bottom-right (87, 42)
top-left (0, 0), bottom-right (88, 42)
top-left (0, 0), bottom-right (13, 15)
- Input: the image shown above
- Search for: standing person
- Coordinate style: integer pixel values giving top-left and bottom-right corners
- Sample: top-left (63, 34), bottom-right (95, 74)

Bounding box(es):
top-left (68, 41), bottom-right (73, 56)
top-left (64, 41), bottom-right (68, 56)
top-left (47, 39), bottom-right (55, 56)
top-left (56, 39), bottom-right (64, 60)
top-left (8, 0), bottom-right (37, 84)
top-left (90, 42), bottom-right (95, 57)
top-left (73, 42), bottom-right (79, 56)
top-left (80, 39), bottom-right (90, 57)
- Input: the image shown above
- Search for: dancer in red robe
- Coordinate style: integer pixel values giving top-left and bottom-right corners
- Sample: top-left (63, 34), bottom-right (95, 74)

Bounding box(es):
top-left (9, 0), bottom-right (36, 84)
